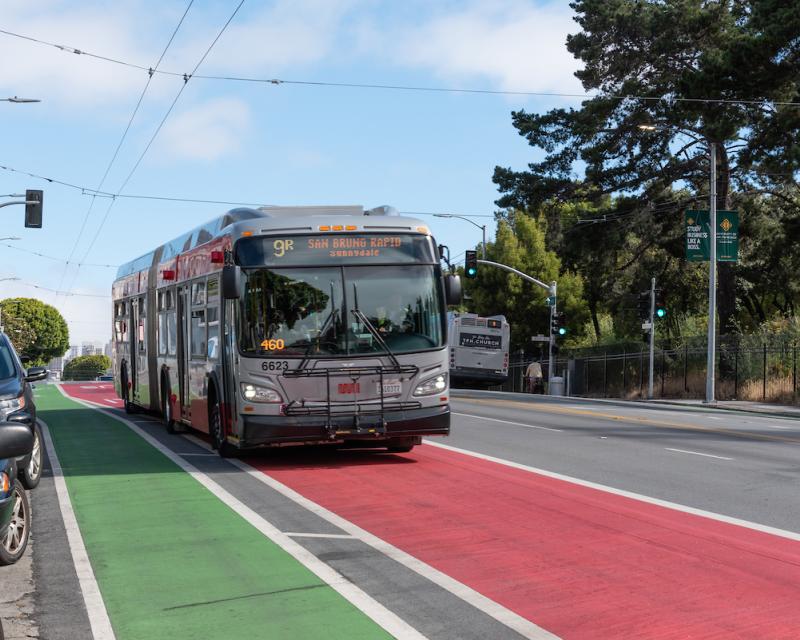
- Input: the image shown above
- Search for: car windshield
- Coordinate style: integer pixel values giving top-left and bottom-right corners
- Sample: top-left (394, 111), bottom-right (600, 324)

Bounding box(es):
top-left (0, 339), bottom-right (17, 380)
top-left (239, 265), bottom-right (444, 357)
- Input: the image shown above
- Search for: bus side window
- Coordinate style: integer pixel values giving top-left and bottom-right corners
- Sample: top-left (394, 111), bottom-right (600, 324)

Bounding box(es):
top-left (207, 306), bottom-right (219, 359)
top-left (138, 297), bottom-right (146, 354)
top-left (190, 309), bottom-right (206, 359)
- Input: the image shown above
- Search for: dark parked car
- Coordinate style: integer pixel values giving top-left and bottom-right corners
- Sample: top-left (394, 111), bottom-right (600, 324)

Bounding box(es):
top-left (0, 332), bottom-right (47, 490)
top-left (0, 423), bottom-right (34, 565)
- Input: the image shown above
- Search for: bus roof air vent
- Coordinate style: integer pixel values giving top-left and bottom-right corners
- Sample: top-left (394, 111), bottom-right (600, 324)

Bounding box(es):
top-left (365, 205), bottom-right (399, 217)
top-left (258, 205), bottom-right (365, 217)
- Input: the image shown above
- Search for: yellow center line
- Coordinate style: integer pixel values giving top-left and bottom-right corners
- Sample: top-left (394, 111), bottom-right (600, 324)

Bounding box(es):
top-left (455, 397), bottom-right (800, 445)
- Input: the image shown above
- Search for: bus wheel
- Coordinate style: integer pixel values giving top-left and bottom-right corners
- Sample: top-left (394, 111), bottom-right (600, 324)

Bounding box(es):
top-left (210, 401), bottom-right (235, 458)
top-left (162, 385), bottom-right (176, 434)
top-left (386, 437), bottom-right (417, 453)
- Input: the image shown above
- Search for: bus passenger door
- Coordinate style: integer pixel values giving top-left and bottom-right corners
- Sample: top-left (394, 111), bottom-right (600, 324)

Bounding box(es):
top-left (129, 298), bottom-right (139, 400)
top-left (176, 285), bottom-right (191, 420)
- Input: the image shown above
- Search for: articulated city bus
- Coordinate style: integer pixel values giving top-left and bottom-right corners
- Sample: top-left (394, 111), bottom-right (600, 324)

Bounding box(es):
top-left (112, 205), bottom-right (461, 455)
top-left (447, 312), bottom-right (510, 388)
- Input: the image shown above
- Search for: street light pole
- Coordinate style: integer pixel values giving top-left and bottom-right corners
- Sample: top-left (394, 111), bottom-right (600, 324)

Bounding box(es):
top-left (1, 97), bottom-right (41, 103)
top-left (705, 142), bottom-right (717, 403)
top-left (433, 214), bottom-right (487, 258)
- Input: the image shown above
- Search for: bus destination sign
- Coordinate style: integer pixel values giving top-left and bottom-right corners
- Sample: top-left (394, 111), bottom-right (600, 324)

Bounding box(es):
top-left (236, 233), bottom-right (437, 266)
top-left (459, 334), bottom-right (502, 350)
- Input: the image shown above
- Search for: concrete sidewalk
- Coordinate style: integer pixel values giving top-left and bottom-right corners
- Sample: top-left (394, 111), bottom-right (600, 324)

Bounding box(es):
top-left (451, 388), bottom-right (800, 420)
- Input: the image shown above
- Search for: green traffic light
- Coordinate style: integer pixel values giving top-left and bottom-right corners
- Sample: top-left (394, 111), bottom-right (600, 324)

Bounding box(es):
top-left (558, 327), bottom-right (567, 336)
top-left (656, 308), bottom-right (666, 318)
top-left (467, 267), bottom-right (477, 276)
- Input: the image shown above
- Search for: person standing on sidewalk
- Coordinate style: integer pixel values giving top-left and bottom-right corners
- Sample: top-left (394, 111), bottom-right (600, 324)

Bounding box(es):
top-left (524, 360), bottom-right (544, 394)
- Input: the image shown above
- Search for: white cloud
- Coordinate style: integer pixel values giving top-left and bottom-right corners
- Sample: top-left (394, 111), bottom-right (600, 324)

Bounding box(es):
top-left (157, 98), bottom-right (251, 161)
top-left (0, 1), bottom-right (177, 109)
top-left (379, 1), bottom-right (583, 95)
top-left (171, 0), bottom-right (365, 75)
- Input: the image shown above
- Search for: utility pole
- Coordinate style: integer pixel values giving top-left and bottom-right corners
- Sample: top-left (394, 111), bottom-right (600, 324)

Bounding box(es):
top-left (706, 142), bottom-right (717, 404)
top-left (648, 277), bottom-right (655, 399)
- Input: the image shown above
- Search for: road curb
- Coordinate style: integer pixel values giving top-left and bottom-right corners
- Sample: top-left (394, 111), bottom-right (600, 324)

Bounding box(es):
top-left (450, 389), bottom-right (800, 420)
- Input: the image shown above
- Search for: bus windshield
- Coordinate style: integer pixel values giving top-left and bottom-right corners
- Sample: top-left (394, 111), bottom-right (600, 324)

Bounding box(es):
top-left (239, 265), bottom-right (444, 357)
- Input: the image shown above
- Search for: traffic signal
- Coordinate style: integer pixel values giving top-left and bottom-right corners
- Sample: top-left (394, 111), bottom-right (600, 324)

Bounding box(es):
top-left (637, 291), bottom-right (650, 320)
top-left (24, 189), bottom-right (42, 228)
top-left (551, 311), bottom-right (567, 337)
top-left (465, 250), bottom-right (478, 279)
top-left (654, 289), bottom-right (667, 319)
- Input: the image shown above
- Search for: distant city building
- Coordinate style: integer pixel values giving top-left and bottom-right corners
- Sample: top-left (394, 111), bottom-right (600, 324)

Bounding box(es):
top-left (67, 345), bottom-right (79, 361)
top-left (104, 342), bottom-right (113, 358)
top-left (48, 356), bottom-right (64, 376)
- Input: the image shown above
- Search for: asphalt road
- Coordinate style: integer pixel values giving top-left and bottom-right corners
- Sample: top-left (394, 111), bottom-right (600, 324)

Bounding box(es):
top-left (6, 384), bottom-right (800, 639)
top-left (449, 391), bottom-right (800, 533)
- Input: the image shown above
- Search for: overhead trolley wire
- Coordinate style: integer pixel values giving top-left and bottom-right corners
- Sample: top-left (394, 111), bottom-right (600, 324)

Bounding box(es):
top-left (3, 26), bottom-right (800, 109)
top-left (57, 0), bottom-right (196, 295)
top-left (65, 0), bottom-right (246, 297)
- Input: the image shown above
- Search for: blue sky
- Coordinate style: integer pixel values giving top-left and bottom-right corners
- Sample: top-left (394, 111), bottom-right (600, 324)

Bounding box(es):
top-left (0, 0), bottom-right (584, 345)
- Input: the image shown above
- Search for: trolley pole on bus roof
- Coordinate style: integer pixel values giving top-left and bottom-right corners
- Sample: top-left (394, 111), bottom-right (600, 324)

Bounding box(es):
top-left (476, 259), bottom-right (557, 380)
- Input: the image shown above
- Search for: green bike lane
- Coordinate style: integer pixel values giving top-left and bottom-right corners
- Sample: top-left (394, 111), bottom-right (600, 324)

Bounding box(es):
top-left (37, 385), bottom-right (395, 640)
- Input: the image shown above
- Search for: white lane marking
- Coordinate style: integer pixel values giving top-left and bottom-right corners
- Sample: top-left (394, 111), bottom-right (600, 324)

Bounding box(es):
top-left (453, 412), bottom-right (563, 433)
top-left (39, 419), bottom-right (116, 640)
top-left (104, 399), bottom-right (121, 405)
top-left (79, 385), bottom-right (99, 389)
top-left (707, 416), bottom-right (724, 421)
top-left (181, 434), bottom-right (559, 640)
top-left (664, 448), bottom-right (734, 461)
top-left (179, 453), bottom-right (217, 457)
top-left (766, 425), bottom-right (795, 431)
top-left (285, 532), bottom-right (356, 540)
top-left (58, 389), bottom-right (428, 640)
top-left (424, 440), bottom-right (800, 542)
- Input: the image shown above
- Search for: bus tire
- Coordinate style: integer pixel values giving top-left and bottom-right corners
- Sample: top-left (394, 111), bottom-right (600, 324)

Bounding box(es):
top-left (386, 437), bottom-right (417, 453)
top-left (210, 400), bottom-right (235, 458)
top-left (161, 381), bottom-right (176, 434)
top-left (20, 422), bottom-right (42, 490)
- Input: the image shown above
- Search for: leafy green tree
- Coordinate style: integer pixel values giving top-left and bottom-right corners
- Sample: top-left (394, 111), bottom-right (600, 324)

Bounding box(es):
top-left (465, 213), bottom-right (588, 351)
top-left (493, 0), bottom-right (800, 336)
top-left (63, 355), bottom-right (112, 381)
top-left (0, 298), bottom-right (69, 365)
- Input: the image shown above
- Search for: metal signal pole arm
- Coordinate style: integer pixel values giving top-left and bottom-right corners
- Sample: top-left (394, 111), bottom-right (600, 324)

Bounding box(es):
top-left (476, 259), bottom-right (554, 295)
top-left (0, 199), bottom-right (38, 208)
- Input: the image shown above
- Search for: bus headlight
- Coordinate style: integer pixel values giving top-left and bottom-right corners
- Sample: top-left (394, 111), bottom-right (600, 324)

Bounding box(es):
top-left (240, 383), bottom-right (282, 403)
top-left (413, 373), bottom-right (448, 397)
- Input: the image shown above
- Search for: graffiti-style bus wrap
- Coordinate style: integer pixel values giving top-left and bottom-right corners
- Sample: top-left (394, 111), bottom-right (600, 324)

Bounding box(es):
top-left (112, 205), bottom-right (460, 456)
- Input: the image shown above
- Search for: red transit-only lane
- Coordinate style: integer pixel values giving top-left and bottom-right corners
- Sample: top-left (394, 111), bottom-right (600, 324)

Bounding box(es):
top-left (60, 382), bottom-right (122, 407)
top-left (251, 444), bottom-right (800, 639)
top-left (59, 384), bottom-right (800, 638)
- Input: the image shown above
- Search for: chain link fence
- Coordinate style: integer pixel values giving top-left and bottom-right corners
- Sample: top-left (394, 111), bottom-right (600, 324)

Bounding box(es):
top-left (495, 335), bottom-right (799, 405)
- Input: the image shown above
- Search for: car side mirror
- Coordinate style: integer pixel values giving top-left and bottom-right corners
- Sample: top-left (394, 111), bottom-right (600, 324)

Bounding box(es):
top-left (444, 274), bottom-right (462, 306)
top-left (0, 423), bottom-right (34, 458)
top-left (19, 354), bottom-right (31, 364)
top-left (25, 367), bottom-right (48, 382)
top-left (221, 265), bottom-right (241, 300)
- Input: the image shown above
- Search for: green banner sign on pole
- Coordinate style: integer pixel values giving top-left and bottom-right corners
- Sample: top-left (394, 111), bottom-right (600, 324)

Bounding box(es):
top-left (685, 210), bottom-right (739, 262)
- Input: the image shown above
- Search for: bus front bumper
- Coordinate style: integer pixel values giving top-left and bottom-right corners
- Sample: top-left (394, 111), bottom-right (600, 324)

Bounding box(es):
top-left (238, 404), bottom-right (450, 448)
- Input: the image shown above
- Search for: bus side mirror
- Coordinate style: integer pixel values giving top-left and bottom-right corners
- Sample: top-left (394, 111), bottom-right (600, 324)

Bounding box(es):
top-left (221, 265), bottom-right (241, 299)
top-left (444, 274), bottom-right (462, 306)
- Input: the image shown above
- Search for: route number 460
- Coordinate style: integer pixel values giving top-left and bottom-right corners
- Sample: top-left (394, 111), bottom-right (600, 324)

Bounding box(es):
top-left (260, 339), bottom-right (285, 351)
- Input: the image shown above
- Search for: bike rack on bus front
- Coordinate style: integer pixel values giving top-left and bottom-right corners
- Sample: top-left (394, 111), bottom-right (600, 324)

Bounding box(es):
top-left (282, 363), bottom-right (421, 438)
